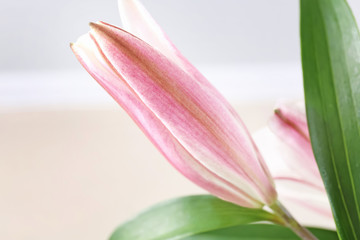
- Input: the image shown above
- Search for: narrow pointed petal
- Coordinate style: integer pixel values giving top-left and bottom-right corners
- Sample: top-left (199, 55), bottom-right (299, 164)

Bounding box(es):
top-left (72, 23), bottom-right (276, 207)
top-left (118, 0), bottom-right (181, 67)
top-left (273, 102), bottom-right (309, 139)
top-left (118, 0), bottom-right (197, 75)
top-left (253, 102), bottom-right (334, 226)
top-left (269, 102), bottom-right (322, 184)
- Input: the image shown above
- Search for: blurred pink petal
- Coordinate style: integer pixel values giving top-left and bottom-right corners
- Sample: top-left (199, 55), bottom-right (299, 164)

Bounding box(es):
top-left (269, 102), bottom-right (322, 186)
top-left (254, 102), bottom-right (334, 228)
top-left (276, 179), bottom-right (335, 229)
top-left (71, 20), bottom-right (276, 208)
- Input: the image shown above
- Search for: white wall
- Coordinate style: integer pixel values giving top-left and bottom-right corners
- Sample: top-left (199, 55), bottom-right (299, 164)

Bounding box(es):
top-left (2, 0), bottom-right (360, 70)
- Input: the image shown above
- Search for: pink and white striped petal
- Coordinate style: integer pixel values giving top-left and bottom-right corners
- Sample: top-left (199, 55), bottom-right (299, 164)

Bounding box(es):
top-left (71, 22), bottom-right (277, 207)
top-left (118, 0), bottom-right (201, 77)
top-left (117, 0), bottom-right (240, 116)
top-left (118, 0), bottom-right (181, 67)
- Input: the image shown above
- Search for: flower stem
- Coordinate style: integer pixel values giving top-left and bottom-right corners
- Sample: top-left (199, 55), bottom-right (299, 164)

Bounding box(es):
top-left (270, 200), bottom-right (318, 240)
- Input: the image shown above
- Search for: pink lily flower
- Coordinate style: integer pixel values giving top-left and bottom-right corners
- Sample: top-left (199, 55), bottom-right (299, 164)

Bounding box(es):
top-left (254, 102), bottom-right (335, 228)
top-left (70, 0), bottom-right (277, 208)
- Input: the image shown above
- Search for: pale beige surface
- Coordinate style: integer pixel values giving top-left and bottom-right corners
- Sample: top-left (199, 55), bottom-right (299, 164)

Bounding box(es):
top-left (0, 103), bottom-right (275, 240)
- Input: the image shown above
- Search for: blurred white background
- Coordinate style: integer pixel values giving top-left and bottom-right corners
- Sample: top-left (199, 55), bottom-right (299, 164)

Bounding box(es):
top-left (1, 0), bottom-right (360, 239)
top-left (0, 0), bottom-right (356, 71)
top-left (2, 0), bottom-right (303, 70)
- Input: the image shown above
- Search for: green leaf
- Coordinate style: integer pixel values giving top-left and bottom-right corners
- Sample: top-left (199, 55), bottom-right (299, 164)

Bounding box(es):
top-left (300, 0), bottom-right (360, 239)
top-left (109, 195), bottom-right (280, 240)
top-left (183, 224), bottom-right (338, 240)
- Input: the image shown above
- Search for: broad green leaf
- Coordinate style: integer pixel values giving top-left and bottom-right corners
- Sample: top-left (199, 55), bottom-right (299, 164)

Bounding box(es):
top-left (184, 224), bottom-right (338, 240)
top-left (300, 0), bottom-right (360, 239)
top-left (109, 195), bottom-right (280, 240)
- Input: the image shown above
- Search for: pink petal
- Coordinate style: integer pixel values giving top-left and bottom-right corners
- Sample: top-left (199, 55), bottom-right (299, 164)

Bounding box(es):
top-left (117, 0), bottom-right (239, 118)
top-left (117, 1), bottom-right (274, 185)
top-left (71, 22), bottom-right (277, 207)
top-left (269, 102), bottom-right (322, 185)
top-left (275, 179), bottom-right (335, 229)
top-left (118, 0), bottom-right (182, 69)
top-left (118, 0), bottom-right (202, 78)
top-left (253, 103), bottom-right (334, 227)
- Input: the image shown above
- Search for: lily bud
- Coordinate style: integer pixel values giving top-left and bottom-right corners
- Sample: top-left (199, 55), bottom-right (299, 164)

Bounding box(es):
top-left (71, 0), bottom-right (277, 208)
top-left (254, 102), bottom-right (334, 228)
